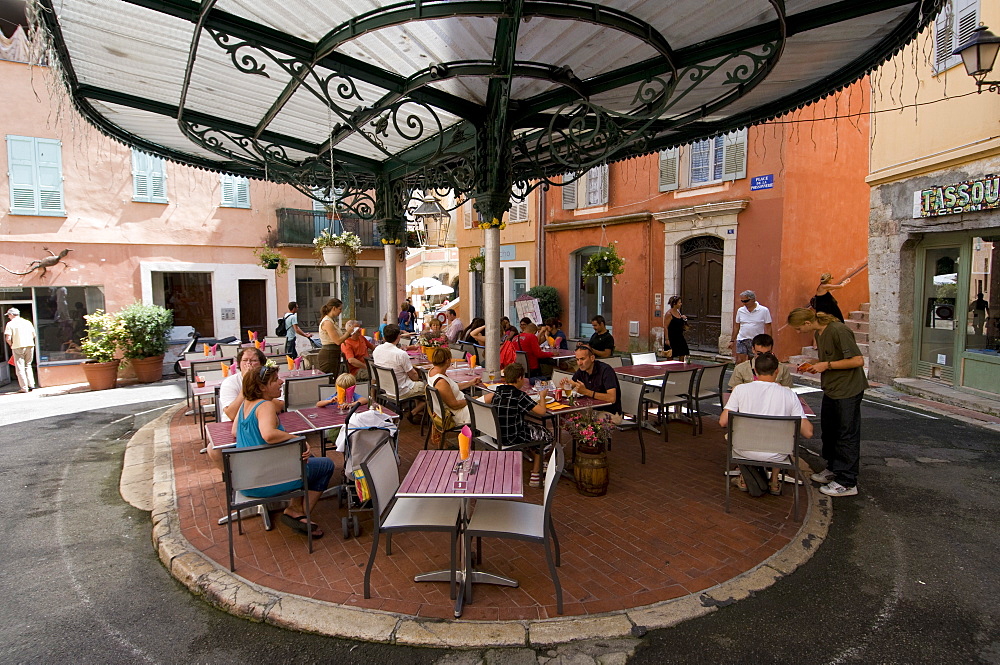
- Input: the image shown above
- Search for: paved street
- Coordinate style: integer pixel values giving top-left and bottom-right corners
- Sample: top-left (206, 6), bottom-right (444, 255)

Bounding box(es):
top-left (0, 391), bottom-right (997, 663)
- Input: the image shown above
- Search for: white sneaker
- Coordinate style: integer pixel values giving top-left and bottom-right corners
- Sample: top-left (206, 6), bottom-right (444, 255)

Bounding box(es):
top-left (810, 468), bottom-right (835, 484)
top-left (819, 481), bottom-right (858, 497)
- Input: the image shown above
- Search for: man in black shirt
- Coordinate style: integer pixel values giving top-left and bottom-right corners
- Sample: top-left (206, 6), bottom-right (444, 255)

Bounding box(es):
top-left (587, 315), bottom-right (615, 359)
top-left (567, 345), bottom-right (621, 414)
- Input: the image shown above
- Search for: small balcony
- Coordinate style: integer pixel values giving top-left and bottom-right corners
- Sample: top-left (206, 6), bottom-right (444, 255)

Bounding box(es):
top-left (275, 208), bottom-right (382, 247)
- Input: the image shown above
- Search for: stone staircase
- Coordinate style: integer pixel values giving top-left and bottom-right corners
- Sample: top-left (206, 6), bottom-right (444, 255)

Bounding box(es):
top-left (789, 303), bottom-right (870, 378)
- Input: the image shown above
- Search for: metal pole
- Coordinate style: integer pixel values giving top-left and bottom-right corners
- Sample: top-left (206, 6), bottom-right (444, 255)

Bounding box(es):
top-left (484, 227), bottom-right (501, 375)
top-left (384, 243), bottom-right (397, 324)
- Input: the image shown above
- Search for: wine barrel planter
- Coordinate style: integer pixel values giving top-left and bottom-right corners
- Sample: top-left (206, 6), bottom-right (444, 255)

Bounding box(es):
top-left (81, 360), bottom-right (120, 391)
top-left (130, 355), bottom-right (165, 383)
top-left (574, 446), bottom-right (609, 497)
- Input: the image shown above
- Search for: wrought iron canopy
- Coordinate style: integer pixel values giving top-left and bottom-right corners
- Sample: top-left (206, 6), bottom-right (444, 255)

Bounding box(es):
top-left (36, 0), bottom-right (943, 210)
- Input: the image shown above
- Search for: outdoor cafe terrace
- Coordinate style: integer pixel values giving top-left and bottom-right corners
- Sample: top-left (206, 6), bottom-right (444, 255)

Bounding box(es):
top-left (168, 397), bottom-right (805, 621)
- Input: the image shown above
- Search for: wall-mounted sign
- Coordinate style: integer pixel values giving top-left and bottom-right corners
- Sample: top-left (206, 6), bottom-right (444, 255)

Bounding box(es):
top-left (913, 175), bottom-right (1000, 218)
top-left (750, 174), bottom-right (774, 191)
top-left (479, 245), bottom-right (518, 261)
top-left (221, 308), bottom-right (236, 320)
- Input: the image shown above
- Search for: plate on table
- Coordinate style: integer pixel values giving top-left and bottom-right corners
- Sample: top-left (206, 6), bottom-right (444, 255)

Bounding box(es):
top-left (535, 394), bottom-right (556, 404)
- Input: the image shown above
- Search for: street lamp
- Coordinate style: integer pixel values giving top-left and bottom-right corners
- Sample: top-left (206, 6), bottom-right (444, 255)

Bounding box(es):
top-left (953, 25), bottom-right (1000, 93)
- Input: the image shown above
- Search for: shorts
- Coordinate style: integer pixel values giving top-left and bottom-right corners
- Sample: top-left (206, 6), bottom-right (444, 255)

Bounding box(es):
top-left (398, 381), bottom-right (426, 400)
top-left (736, 338), bottom-right (754, 357)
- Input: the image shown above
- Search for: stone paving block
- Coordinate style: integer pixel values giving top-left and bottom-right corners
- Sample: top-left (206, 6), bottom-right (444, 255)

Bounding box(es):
top-left (626, 594), bottom-right (715, 630)
top-left (484, 647), bottom-right (539, 665)
top-left (529, 615), bottom-right (632, 646)
top-left (156, 533), bottom-right (188, 565)
top-left (200, 570), bottom-right (278, 621)
top-left (266, 595), bottom-right (398, 643)
top-left (170, 552), bottom-right (216, 592)
top-left (702, 564), bottom-right (783, 606)
top-left (395, 619), bottom-right (526, 648)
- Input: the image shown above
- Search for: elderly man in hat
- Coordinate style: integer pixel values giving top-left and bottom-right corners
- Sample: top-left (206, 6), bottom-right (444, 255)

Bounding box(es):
top-left (4, 307), bottom-right (37, 393)
top-left (728, 290), bottom-right (772, 364)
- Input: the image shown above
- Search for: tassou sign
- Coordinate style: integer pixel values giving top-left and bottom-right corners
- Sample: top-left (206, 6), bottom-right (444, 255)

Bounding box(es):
top-left (913, 175), bottom-right (1000, 218)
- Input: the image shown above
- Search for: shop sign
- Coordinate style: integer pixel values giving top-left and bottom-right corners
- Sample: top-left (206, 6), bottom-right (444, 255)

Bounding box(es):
top-left (478, 245), bottom-right (517, 261)
top-left (913, 175), bottom-right (1000, 218)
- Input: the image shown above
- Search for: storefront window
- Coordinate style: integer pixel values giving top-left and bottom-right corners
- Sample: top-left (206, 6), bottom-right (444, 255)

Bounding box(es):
top-left (340, 266), bottom-right (380, 327)
top-left (158, 272), bottom-right (214, 336)
top-left (919, 246), bottom-right (960, 369)
top-left (966, 236), bottom-right (999, 356)
top-left (34, 286), bottom-right (104, 364)
top-left (294, 265), bottom-right (336, 329)
top-left (575, 248), bottom-right (613, 338)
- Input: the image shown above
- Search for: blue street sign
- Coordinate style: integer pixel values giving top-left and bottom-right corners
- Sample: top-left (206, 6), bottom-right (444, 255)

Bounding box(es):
top-left (750, 174), bottom-right (774, 191)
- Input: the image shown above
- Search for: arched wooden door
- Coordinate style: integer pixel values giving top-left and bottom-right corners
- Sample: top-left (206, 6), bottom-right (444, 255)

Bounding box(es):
top-left (679, 236), bottom-right (724, 351)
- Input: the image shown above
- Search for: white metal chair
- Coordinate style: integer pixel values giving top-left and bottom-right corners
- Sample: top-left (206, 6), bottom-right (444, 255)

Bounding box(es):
top-left (283, 375), bottom-right (333, 411)
top-left (360, 439), bottom-right (463, 599)
top-left (638, 368), bottom-right (697, 441)
top-left (424, 383), bottom-right (466, 450)
top-left (463, 444), bottom-right (566, 613)
top-left (602, 356), bottom-right (624, 368)
top-left (514, 350), bottom-right (530, 374)
top-left (372, 363), bottom-right (421, 426)
top-left (631, 352), bottom-right (657, 365)
top-left (725, 412), bottom-right (803, 519)
top-left (687, 363), bottom-right (727, 435)
top-left (551, 369), bottom-right (574, 389)
top-left (222, 437), bottom-right (312, 571)
top-left (615, 379), bottom-right (650, 463)
top-left (218, 344), bottom-right (240, 359)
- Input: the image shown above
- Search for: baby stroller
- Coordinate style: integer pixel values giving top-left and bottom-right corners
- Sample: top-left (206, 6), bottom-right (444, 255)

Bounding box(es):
top-left (338, 404), bottom-right (398, 539)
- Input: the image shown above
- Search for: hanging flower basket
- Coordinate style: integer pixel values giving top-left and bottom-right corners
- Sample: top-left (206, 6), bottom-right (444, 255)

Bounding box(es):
top-left (468, 254), bottom-right (485, 272)
top-left (314, 229), bottom-right (361, 266)
top-left (253, 246), bottom-right (289, 274)
top-left (581, 242), bottom-right (625, 283)
top-left (322, 246), bottom-right (348, 265)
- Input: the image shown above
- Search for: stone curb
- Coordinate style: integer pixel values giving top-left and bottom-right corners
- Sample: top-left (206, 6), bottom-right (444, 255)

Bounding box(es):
top-left (137, 404), bottom-right (830, 647)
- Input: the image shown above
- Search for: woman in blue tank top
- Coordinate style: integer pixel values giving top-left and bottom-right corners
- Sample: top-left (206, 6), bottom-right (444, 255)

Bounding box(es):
top-left (234, 366), bottom-right (334, 537)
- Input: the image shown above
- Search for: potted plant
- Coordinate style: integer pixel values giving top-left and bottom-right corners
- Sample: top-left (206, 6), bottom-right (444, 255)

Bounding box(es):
top-left (314, 229), bottom-right (362, 266)
top-left (253, 246), bottom-right (289, 275)
top-left (561, 409), bottom-right (615, 496)
top-left (581, 242), bottom-right (625, 283)
top-left (80, 309), bottom-right (124, 391)
top-left (118, 302), bottom-right (174, 383)
top-left (468, 254), bottom-right (485, 273)
top-left (527, 285), bottom-right (561, 320)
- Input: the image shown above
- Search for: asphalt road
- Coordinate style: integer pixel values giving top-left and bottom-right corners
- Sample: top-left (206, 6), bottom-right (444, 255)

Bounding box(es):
top-left (631, 395), bottom-right (1000, 664)
top-left (1, 395), bottom-right (997, 663)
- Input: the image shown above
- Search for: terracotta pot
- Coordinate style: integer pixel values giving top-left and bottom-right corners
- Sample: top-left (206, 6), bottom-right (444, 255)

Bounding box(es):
top-left (322, 246), bottom-right (347, 266)
top-left (573, 447), bottom-right (609, 497)
top-left (82, 360), bottom-right (120, 391)
top-left (130, 355), bottom-right (165, 383)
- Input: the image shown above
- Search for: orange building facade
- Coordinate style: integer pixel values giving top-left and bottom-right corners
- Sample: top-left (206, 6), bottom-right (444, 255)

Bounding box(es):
top-left (543, 83), bottom-right (873, 361)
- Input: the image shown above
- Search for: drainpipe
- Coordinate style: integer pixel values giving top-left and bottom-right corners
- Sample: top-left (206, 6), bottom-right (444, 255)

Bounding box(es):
top-left (537, 187), bottom-right (546, 288)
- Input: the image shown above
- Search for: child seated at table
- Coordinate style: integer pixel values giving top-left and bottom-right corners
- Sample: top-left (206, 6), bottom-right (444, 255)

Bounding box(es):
top-left (316, 372), bottom-right (369, 410)
top-left (482, 363), bottom-right (551, 488)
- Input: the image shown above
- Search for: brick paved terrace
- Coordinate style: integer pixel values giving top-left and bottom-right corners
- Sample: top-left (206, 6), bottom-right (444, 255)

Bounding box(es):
top-left (169, 409), bottom-right (802, 621)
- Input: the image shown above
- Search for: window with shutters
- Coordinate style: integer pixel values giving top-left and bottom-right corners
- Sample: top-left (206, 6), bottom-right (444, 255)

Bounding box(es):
top-left (509, 192), bottom-right (529, 223)
top-left (562, 165), bottom-right (609, 210)
top-left (665, 129), bottom-right (747, 190)
top-left (934, 0), bottom-right (979, 74)
top-left (6, 135), bottom-right (66, 216)
top-left (220, 173), bottom-right (251, 208)
top-left (131, 149), bottom-right (168, 203)
top-left (463, 202), bottom-right (474, 229)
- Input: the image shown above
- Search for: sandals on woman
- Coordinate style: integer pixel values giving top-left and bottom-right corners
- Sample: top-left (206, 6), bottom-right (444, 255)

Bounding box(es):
top-left (280, 513), bottom-right (324, 538)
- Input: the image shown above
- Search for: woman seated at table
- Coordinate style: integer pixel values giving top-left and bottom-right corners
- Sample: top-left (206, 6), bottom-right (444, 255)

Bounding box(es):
top-left (233, 365), bottom-right (335, 538)
top-left (461, 317), bottom-right (486, 345)
top-left (427, 347), bottom-right (481, 431)
top-left (419, 318), bottom-right (448, 347)
top-left (499, 316), bottom-right (518, 342)
top-left (219, 348), bottom-right (281, 423)
top-left (482, 363), bottom-right (551, 488)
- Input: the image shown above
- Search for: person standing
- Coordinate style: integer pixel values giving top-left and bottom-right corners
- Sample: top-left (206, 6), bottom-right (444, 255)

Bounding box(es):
top-left (812, 272), bottom-right (850, 322)
top-left (4, 307), bottom-right (37, 393)
top-left (283, 301), bottom-right (313, 360)
top-left (317, 299), bottom-right (353, 376)
top-left (788, 308), bottom-right (868, 497)
top-left (664, 296), bottom-right (690, 360)
top-left (729, 290), bottom-right (772, 364)
top-left (397, 301), bottom-right (413, 333)
top-left (587, 315), bottom-right (615, 359)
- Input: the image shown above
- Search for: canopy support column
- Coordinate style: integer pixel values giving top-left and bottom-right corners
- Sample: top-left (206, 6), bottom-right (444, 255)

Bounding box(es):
top-left (375, 175), bottom-right (403, 325)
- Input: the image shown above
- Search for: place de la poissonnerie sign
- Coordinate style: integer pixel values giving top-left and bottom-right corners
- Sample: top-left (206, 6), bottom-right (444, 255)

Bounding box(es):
top-left (913, 175), bottom-right (1000, 218)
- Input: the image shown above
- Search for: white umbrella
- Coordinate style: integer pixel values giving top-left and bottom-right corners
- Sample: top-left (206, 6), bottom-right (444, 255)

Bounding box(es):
top-left (425, 284), bottom-right (455, 296)
top-left (408, 276), bottom-right (442, 289)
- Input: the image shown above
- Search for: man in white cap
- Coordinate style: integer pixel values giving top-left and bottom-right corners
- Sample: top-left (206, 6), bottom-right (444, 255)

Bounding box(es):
top-left (4, 307), bottom-right (37, 392)
top-left (728, 290), bottom-right (772, 364)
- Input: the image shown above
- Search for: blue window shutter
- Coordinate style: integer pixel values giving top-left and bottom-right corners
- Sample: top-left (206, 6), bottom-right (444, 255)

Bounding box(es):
top-left (235, 177), bottom-right (250, 208)
top-left (149, 155), bottom-right (167, 203)
top-left (7, 135), bottom-right (38, 215)
top-left (35, 138), bottom-right (65, 215)
top-left (132, 149), bottom-right (149, 201)
top-left (220, 173), bottom-right (236, 207)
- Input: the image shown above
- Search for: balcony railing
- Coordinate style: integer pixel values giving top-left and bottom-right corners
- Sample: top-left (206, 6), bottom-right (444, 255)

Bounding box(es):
top-left (275, 208), bottom-right (382, 247)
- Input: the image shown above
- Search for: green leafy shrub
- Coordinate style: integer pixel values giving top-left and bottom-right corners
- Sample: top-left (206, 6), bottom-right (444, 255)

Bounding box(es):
top-left (81, 310), bottom-right (125, 363)
top-left (527, 285), bottom-right (562, 320)
top-left (118, 303), bottom-right (174, 359)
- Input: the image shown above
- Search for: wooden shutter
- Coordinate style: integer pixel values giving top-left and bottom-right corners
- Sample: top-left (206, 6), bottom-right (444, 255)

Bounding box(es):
top-left (561, 173), bottom-right (577, 209)
top-left (220, 174), bottom-right (236, 207)
top-left (463, 202), bottom-right (473, 229)
top-left (934, 2), bottom-right (954, 71)
top-left (599, 164), bottom-right (609, 205)
top-left (935, 0), bottom-right (978, 72)
top-left (658, 148), bottom-right (679, 192)
top-left (7, 135), bottom-right (38, 215)
top-left (148, 155), bottom-right (166, 202)
top-left (722, 129), bottom-right (747, 182)
top-left (955, 0), bottom-right (980, 56)
top-left (509, 196), bottom-right (529, 222)
top-left (132, 149), bottom-right (150, 201)
top-left (235, 177), bottom-right (250, 208)
top-left (35, 138), bottom-right (65, 215)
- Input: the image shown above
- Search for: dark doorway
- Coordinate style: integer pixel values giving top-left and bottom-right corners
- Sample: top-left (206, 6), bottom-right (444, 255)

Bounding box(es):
top-left (679, 236), bottom-right (724, 351)
top-left (238, 280), bottom-right (267, 342)
top-left (162, 272), bottom-right (214, 336)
